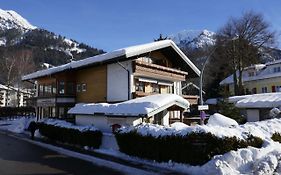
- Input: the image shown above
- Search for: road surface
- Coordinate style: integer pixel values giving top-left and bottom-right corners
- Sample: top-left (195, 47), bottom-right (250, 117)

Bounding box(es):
top-left (0, 132), bottom-right (123, 175)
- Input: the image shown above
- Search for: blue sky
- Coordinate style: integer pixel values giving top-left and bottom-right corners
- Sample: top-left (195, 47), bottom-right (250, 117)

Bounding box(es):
top-left (0, 0), bottom-right (280, 51)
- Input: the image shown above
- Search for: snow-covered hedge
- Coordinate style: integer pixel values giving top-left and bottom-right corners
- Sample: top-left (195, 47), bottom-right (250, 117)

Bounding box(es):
top-left (115, 127), bottom-right (262, 165)
top-left (37, 119), bottom-right (102, 149)
top-left (272, 132), bottom-right (281, 143)
top-left (116, 118), bottom-right (281, 165)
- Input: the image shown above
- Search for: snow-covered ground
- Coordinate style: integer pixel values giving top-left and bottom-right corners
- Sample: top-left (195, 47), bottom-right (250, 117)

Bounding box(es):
top-left (1, 115), bottom-right (281, 175)
top-left (0, 117), bottom-right (34, 133)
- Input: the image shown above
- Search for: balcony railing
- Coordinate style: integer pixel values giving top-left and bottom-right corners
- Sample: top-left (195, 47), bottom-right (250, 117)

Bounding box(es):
top-left (133, 60), bottom-right (188, 82)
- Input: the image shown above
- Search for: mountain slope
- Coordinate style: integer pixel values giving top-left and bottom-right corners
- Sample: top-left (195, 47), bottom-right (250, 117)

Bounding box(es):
top-left (0, 9), bottom-right (104, 67)
top-left (0, 9), bottom-right (104, 86)
top-left (170, 29), bottom-right (216, 49)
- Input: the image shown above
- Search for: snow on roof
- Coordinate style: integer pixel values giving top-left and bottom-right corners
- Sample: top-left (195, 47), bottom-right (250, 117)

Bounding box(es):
top-left (235, 92), bottom-right (281, 108)
top-left (22, 40), bottom-right (200, 80)
top-left (68, 94), bottom-right (190, 117)
top-left (220, 61), bottom-right (281, 85)
top-left (0, 84), bottom-right (8, 90)
top-left (205, 98), bottom-right (219, 105)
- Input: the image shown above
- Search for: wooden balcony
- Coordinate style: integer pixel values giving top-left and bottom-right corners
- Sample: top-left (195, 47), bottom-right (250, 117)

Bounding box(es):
top-left (133, 60), bottom-right (188, 81)
top-left (133, 92), bottom-right (199, 105)
top-left (182, 95), bottom-right (199, 105)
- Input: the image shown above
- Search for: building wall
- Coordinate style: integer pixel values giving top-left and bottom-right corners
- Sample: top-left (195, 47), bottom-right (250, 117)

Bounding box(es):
top-left (76, 65), bottom-right (107, 103)
top-left (107, 60), bottom-right (133, 102)
top-left (75, 115), bottom-right (142, 133)
top-left (228, 76), bottom-right (281, 95)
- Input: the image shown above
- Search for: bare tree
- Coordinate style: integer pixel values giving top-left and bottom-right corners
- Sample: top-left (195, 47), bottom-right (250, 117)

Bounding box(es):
top-left (216, 11), bottom-right (276, 95)
top-left (0, 47), bottom-right (35, 106)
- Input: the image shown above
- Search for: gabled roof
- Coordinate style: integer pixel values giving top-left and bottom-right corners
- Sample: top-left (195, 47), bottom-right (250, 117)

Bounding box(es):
top-left (22, 40), bottom-right (200, 81)
top-left (68, 94), bottom-right (190, 117)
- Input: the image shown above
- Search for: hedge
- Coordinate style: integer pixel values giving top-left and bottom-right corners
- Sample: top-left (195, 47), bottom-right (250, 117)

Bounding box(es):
top-left (37, 123), bottom-right (102, 149)
top-left (115, 131), bottom-right (263, 165)
top-left (272, 132), bottom-right (281, 143)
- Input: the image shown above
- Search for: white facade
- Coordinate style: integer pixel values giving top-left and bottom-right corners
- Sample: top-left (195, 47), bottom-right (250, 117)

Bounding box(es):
top-left (107, 60), bottom-right (133, 102)
top-left (75, 115), bottom-right (142, 133)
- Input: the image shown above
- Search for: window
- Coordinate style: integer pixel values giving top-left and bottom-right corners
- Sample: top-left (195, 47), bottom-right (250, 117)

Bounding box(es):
top-left (261, 87), bottom-right (268, 93)
top-left (252, 88), bottom-right (257, 94)
top-left (277, 86), bottom-right (281, 92)
top-left (76, 84), bottom-right (81, 93)
top-left (152, 84), bottom-right (160, 93)
top-left (44, 85), bottom-right (52, 96)
top-left (58, 81), bottom-right (65, 94)
top-left (58, 107), bottom-right (65, 118)
top-left (272, 86), bottom-right (276, 92)
top-left (135, 81), bottom-right (145, 92)
top-left (66, 82), bottom-right (74, 95)
top-left (81, 83), bottom-right (87, 92)
top-left (273, 67), bottom-right (281, 73)
top-left (39, 85), bottom-right (44, 96)
top-left (52, 83), bottom-right (57, 94)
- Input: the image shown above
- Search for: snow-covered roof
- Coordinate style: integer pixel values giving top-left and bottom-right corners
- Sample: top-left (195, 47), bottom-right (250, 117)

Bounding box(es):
top-left (22, 40), bottom-right (200, 80)
top-left (220, 60), bottom-right (281, 85)
top-left (235, 92), bottom-right (281, 108)
top-left (0, 84), bottom-right (8, 90)
top-left (68, 94), bottom-right (190, 117)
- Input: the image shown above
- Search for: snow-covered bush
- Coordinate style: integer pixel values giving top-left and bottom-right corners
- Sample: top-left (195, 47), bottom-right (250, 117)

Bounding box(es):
top-left (115, 130), bottom-right (263, 165)
top-left (269, 108), bottom-right (281, 118)
top-left (37, 120), bottom-right (102, 149)
top-left (207, 113), bottom-right (238, 127)
top-left (272, 132), bottom-right (281, 143)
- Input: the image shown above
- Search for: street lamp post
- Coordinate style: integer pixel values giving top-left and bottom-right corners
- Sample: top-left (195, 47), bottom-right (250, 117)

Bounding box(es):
top-left (199, 46), bottom-right (217, 124)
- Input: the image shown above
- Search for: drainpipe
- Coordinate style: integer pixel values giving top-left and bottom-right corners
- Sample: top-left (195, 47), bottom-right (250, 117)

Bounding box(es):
top-left (117, 62), bottom-right (130, 100)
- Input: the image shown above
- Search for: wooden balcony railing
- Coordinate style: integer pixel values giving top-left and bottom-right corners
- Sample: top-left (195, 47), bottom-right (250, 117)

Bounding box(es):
top-left (133, 60), bottom-right (188, 81)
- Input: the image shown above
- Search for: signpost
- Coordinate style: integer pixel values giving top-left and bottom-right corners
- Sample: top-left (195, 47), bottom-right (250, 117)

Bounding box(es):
top-left (198, 105), bottom-right (209, 111)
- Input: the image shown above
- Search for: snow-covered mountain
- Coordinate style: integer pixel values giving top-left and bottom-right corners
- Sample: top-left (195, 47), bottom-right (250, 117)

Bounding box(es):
top-left (0, 9), bottom-right (36, 31)
top-left (170, 29), bottom-right (216, 49)
top-left (0, 8), bottom-right (103, 67)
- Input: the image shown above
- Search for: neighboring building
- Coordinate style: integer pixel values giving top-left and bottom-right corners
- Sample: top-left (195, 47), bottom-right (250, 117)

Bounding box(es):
top-left (22, 40), bottom-right (200, 121)
top-left (0, 84), bottom-right (33, 107)
top-left (220, 60), bottom-right (281, 95)
top-left (234, 93), bottom-right (281, 122)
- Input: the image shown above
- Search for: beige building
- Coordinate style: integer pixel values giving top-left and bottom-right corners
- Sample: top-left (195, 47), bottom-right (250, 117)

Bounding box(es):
top-left (220, 60), bottom-right (281, 95)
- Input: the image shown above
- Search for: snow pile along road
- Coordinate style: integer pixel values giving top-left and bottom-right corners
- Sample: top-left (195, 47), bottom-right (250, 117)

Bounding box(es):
top-left (0, 117), bottom-right (35, 133)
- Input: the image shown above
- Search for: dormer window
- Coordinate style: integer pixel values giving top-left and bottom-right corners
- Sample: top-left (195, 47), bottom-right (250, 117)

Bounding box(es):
top-left (273, 67), bottom-right (281, 73)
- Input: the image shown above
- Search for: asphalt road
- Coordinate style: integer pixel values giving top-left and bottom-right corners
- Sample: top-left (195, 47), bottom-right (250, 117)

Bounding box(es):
top-left (0, 132), bottom-right (123, 175)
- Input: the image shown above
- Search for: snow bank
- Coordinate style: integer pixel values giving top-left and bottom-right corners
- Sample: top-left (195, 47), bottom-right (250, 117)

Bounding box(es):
top-left (181, 141), bottom-right (281, 175)
top-left (120, 118), bottom-right (281, 141)
top-left (0, 117), bottom-right (35, 133)
top-left (40, 118), bottom-right (99, 132)
top-left (207, 113), bottom-right (238, 127)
